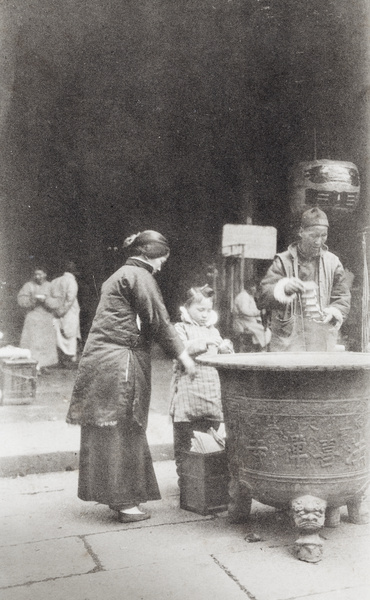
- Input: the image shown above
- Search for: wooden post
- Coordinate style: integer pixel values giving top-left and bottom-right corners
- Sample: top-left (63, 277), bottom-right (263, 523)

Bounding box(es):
top-left (230, 259), bottom-right (235, 312)
top-left (240, 245), bottom-right (245, 294)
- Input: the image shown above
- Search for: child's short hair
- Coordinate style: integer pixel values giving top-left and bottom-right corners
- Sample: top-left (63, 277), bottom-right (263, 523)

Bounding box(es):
top-left (184, 284), bottom-right (214, 308)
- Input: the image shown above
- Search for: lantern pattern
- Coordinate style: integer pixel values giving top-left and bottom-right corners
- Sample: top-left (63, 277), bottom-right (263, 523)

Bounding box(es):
top-left (290, 159), bottom-right (360, 216)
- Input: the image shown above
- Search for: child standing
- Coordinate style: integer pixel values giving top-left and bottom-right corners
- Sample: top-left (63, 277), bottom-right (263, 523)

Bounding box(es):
top-left (169, 285), bottom-right (233, 477)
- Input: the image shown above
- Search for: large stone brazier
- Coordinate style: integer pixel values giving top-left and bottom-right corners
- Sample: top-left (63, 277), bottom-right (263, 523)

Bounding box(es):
top-left (197, 352), bottom-right (370, 561)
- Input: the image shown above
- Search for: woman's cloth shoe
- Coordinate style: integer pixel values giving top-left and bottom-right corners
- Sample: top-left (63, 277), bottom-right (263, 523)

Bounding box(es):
top-left (118, 509), bottom-right (151, 523)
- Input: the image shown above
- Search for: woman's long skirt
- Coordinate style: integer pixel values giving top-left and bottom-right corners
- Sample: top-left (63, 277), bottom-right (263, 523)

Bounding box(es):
top-left (78, 420), bottom-right (161, 510)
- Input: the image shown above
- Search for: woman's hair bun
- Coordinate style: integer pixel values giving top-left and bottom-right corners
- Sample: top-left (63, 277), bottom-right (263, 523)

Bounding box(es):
top-left (123, 233), bottom-right (141, 248)
top-left (123, 230), bottom-right (170, 258)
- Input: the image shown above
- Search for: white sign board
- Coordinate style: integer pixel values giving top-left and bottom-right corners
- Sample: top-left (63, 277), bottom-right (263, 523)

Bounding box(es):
top-left (222, 224), bottom-right (277, 259)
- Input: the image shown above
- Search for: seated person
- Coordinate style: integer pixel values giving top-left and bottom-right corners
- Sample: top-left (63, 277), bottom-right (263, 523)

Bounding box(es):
top-left (232, 280), bottom-right (271, 351)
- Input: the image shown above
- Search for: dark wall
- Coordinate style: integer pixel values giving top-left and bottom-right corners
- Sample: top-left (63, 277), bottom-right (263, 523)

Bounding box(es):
top-left (0, 0), bottom-right (368, 341)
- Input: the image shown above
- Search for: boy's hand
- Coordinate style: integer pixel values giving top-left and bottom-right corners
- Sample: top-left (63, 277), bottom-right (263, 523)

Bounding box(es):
top-left (187, 340), bottom-right (208, 356)
top-left (218, 339), bottom-right (234, 354)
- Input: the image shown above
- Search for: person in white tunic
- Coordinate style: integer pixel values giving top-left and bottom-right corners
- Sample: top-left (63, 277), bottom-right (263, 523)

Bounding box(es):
top-left (17, 267), bottom-right (58, 370)
top-left (232, 281), bottom-right (271, 351)
top-left (49, 261), bottom-right (81, 367)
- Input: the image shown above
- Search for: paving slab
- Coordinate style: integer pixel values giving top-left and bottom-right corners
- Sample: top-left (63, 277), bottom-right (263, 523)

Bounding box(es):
top-left (297, 588), bottom-right (370, 600)
top-left (213, 532), bottom-right (370, 600)
top-left (0, 463), bottom-right (210, 545)
top-left (2, 462), bottom-right (370, 600)
top-left (0, 536), bottom-right (95, 588)
top-left (0, 560), bottom-right (249, 600)
top-left (85, 520), bottom-right (249, 571)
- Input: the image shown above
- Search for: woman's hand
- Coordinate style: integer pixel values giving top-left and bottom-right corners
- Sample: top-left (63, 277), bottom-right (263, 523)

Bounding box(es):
top-left (178, 350), bottom-right (196, 379)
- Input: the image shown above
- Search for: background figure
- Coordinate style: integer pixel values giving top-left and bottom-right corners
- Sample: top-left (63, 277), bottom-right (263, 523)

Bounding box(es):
top-left (66, 230), bottom-right (195, 523)
top-left (232, 280), bottom-right (271, 352)
top-left (169, 285), bottom-right (233, 481)
top-left (257, 207), bottom-right (351, 352)
top-left (49, 261), bottom-right (81, 368)
top-left (17, 267), bottom-right (58, 370)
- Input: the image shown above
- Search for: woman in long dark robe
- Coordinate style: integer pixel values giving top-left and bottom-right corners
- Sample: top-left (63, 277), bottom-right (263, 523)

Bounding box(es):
top-left (66, 231), bottom-right (195, 522)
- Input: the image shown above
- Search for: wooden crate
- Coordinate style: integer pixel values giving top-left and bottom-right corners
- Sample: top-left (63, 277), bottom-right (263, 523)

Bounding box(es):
top-left (0, 359), bottom-right (38, 405)
top-left (180, 450), bottom-right (230, 515)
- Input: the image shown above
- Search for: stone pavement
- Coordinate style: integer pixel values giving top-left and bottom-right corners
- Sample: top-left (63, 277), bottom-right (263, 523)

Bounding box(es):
top-left (1, 461), bottom-right (370, 600)
top-left (1, 352), bottom-right (370, 599)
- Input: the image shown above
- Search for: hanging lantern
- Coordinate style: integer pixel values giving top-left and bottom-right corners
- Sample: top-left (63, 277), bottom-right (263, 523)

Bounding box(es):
top-left (290, 159), bottom-right (360, 217)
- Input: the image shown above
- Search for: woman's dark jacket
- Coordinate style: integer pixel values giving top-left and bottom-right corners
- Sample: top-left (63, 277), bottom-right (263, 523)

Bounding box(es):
top-left (66, 258), bottom-right (183, 428)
